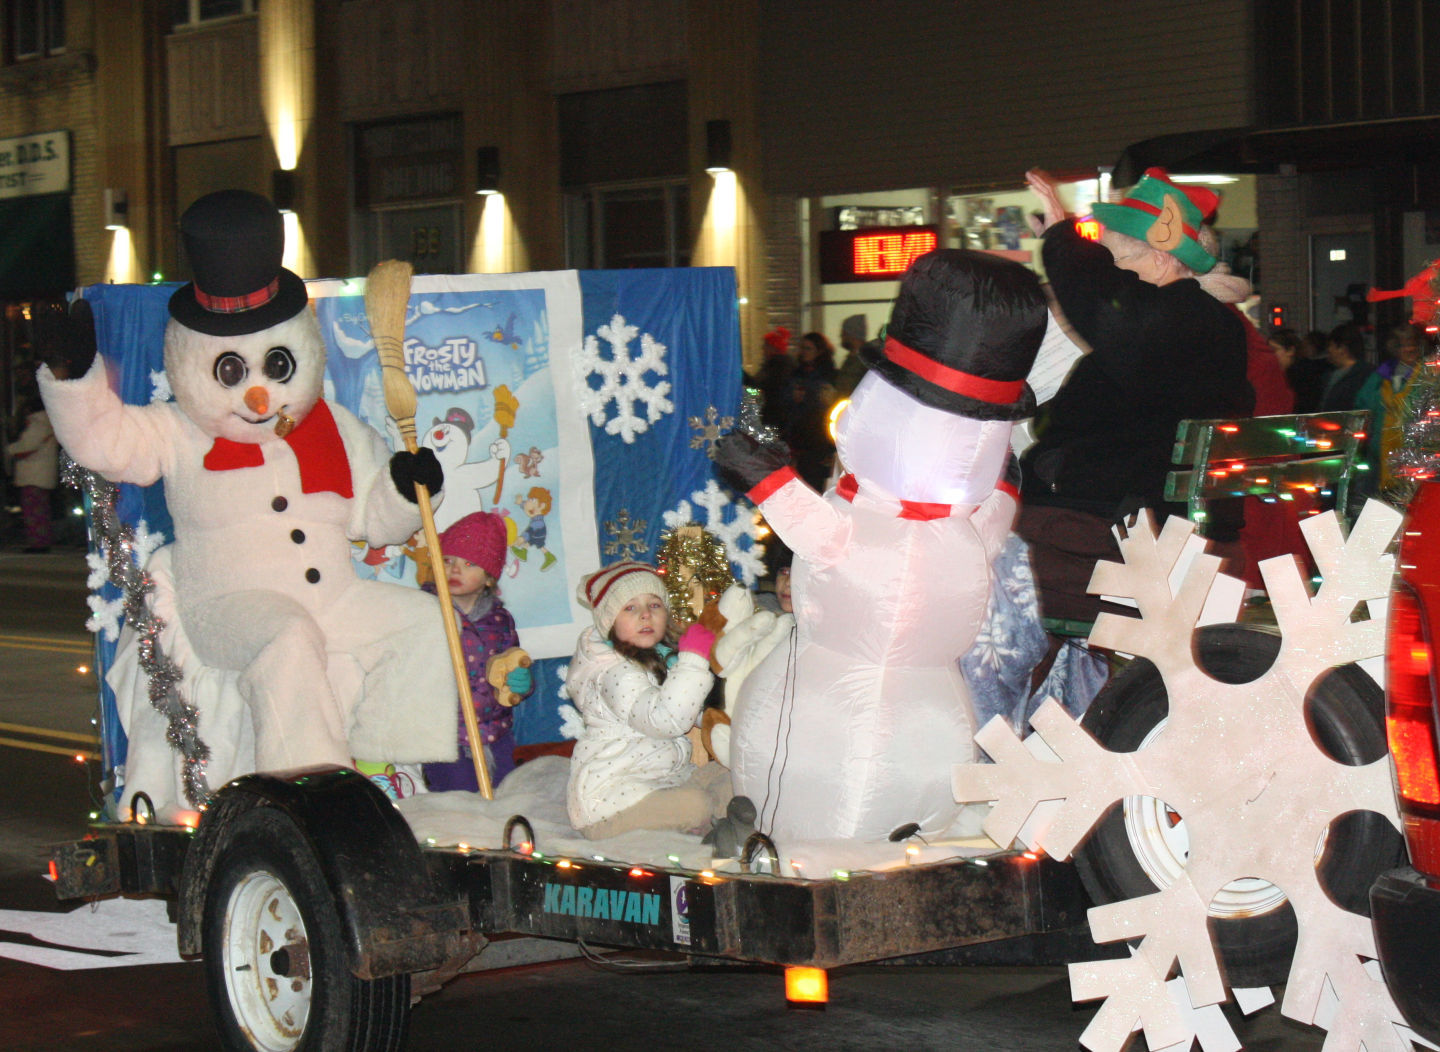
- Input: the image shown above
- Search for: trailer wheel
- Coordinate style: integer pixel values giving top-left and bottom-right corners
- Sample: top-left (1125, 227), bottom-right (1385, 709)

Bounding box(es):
top-left (201, 806), bottom-right (410, 1052)
top-left (1072, 623), bottom-right (1404, 988)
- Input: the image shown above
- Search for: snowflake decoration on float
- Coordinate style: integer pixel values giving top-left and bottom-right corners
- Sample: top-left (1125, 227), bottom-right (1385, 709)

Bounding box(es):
top-left (688, 405), bottom-right (735, 459)
top-left (575, 313), bottom-right (674, 443)
top-left (86, 592), bottom-right (128, 642)
top-left (602, 509), bottom-right (650, 560)
top-left (953, 502), bottom-right (1415, 1052)
top-left (663, 479), bottom-right (765, 586)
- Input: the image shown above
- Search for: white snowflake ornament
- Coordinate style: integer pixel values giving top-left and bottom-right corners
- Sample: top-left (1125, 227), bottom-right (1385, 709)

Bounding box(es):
top-left (86, 591), bottom-right (127, 642)
top-left (575, 313), bottom-right (674, 443)
top-left (954, 501), bottom-right (1411, 1051)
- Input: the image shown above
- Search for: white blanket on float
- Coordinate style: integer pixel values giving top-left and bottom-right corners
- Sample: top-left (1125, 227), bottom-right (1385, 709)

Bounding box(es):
top-left (397, 756), bottom-right (1001, 877)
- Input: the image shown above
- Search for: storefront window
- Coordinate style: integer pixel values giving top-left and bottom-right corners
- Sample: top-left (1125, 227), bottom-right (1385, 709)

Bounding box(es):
top-left (171, 0), bottom-right (256, 29)
top-left (564, 181), bottom-right (690, 270)
top-left (8, 0), bottom-right (64, 61)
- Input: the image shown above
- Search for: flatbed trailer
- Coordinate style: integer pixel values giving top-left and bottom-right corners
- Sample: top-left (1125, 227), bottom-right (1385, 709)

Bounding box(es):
top-left (50, 765), bottom-right (1089, 1051)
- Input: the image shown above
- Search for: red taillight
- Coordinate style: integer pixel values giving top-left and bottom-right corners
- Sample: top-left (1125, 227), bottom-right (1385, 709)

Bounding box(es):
top-left (1387, 586), bottom-right (1440, 808)
top-left (1404, 815), bottom-right (1440, 874)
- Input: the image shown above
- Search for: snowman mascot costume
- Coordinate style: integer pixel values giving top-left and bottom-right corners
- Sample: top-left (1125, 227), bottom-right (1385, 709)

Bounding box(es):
top-left (38, 190), bottom-right (457, 773)
top-left (716, 250), bottom-right (1045, 842)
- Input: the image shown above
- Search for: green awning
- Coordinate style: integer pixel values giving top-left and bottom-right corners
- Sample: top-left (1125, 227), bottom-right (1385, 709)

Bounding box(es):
top-left (0, 193), bottom-right (75, 300)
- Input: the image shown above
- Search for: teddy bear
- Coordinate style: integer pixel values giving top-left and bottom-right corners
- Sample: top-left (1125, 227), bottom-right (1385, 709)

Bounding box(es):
top-left (715, 249), bottom-right (1046, 842)
top-left (37, 190), bottom-right (458, 776)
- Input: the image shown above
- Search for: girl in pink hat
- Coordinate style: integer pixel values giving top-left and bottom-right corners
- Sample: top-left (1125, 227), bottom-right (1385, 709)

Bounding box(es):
top-left (422, 511), bottom-right (533, 791)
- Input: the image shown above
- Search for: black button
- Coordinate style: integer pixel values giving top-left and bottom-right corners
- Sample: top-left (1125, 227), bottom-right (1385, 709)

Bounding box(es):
top-left (272, 496), bottom-right (288, 512)
top-left (291, 529), bottom-right (306, 544)
top-left (305, 568), bottom-right (321, 584)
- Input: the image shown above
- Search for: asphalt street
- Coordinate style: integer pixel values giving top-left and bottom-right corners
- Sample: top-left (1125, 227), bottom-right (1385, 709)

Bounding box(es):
top-left (0, 544), bottom-right (1331, 1050)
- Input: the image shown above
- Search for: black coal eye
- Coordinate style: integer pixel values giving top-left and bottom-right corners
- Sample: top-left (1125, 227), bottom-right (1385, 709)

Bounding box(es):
top-left (264, 346), bottom-right (296, 382)
top-left (213, 352), bottom-right (247, 388)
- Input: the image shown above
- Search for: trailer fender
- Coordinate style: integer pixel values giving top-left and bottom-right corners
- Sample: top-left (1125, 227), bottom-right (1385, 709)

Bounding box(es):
top-left (176, 766), bottom-right (476, 979)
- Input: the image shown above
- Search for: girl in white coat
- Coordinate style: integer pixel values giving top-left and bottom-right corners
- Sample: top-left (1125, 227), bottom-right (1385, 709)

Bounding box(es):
top-left (566, 561), bottom-right (733, 839)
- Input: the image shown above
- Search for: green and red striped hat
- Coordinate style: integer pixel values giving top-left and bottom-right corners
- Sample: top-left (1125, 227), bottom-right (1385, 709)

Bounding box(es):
top-left (1091, 167), bottom-right (1219, 275)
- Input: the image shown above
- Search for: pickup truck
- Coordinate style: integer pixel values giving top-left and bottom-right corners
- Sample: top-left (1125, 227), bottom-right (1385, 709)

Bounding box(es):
top-left (1374, 479), bottom-right (1440, 1044)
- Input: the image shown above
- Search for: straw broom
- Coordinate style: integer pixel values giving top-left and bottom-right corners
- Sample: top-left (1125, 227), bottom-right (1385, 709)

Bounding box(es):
top-left (366, 260), bottom-right (494, 799)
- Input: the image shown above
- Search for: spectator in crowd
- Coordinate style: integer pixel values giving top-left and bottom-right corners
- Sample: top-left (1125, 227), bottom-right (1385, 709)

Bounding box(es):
top-left (746, 326), bottom-right (794, 432)
top-left (1286, 328), bottom-right (1335, 413)
top-left (833, 313), bottom-right (873, 397)
top-left (1358, 322), bottom-right (1428, 494)
top-left (783, 331), bottom-right (840, 490)
top-left (1318, 322), bottom-right (1373, 412)
top-left (5, 378), bottom-right (58, 553)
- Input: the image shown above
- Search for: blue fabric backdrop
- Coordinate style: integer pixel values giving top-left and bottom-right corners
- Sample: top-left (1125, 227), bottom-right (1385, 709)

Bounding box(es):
top-left (74, 268), bottom-right (744, 777)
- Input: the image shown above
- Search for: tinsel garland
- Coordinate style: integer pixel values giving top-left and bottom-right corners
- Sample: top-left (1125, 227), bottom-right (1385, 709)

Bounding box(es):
top-left (655, 525), bottom-right (735, 627)
top-left (1386, 350), bottom-right (1440, 509)
top-left (64, 455), bottom-right (213, 808)
top-left (738, 385), bottom-right (780, 445)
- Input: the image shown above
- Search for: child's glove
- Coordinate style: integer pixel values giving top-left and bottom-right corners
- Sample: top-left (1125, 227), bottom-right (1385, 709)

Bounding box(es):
top-left (677, 622), bottom-right (717, 661)
top-left (32, 298), bottom-right (97, 381)
top-left (505, 665), bottom-right (533, 696)
top-left (389, 447), bottom-right (444, 503)
top-left (487, 647), bottom-right (533, 707)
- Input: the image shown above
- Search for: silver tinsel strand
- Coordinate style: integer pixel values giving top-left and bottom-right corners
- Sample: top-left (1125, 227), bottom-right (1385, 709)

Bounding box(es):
top-left (738, 386), bottom-right (780, 445)
top-left (1387, 350), bottom-right (1440, 509)
top-left (64, 455), bottom-right (213, 808)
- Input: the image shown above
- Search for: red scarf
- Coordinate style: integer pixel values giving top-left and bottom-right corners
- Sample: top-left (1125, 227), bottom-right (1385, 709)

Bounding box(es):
top-left (202, 399), bottom-right (353, 498)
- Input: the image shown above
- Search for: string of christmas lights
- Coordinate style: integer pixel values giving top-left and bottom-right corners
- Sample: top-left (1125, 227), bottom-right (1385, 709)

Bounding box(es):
top-left (64, 455), bottom-right (213, 809)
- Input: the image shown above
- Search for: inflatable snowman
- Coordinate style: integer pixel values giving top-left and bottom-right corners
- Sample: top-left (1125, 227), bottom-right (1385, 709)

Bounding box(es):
top-left (38, 190), bottom-right (457, 773)
top-left (717, 250), bottom-right (1045, 842)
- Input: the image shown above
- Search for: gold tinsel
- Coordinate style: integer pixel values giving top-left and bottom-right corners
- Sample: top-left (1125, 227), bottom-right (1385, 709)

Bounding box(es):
top-left (655, 524), bottom-right (734, 627)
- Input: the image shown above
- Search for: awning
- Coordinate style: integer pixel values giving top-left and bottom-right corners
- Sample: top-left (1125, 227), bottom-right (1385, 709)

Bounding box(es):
top-left (0, 193), bottom-right (75, 301)
top-left (1112, 116), bottom-right (1440, 187)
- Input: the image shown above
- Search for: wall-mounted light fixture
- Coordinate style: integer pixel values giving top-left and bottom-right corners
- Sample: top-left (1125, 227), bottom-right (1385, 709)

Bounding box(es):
top-left (103, 188), bottom-right (128, 230)
top-left (272, 169), bottom-right (298, 214)
top-left (475, 147), bottom-right (501, 195)
top-left (705, 119), bottom-right (732, 174)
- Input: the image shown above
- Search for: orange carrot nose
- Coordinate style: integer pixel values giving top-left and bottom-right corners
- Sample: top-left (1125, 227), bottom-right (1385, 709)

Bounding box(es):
top-left (243, 386), bottom-right (269, 414)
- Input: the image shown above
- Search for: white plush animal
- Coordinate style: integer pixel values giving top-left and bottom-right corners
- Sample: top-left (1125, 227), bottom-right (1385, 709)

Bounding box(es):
top-left (38, 190), bottom-right (457, 776)
top-left (716, 250), bottom-right (1046, 842)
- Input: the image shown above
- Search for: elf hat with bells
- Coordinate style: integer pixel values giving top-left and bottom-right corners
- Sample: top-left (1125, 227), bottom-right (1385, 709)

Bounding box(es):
top-left (168, 189), bottom-right (309, 337)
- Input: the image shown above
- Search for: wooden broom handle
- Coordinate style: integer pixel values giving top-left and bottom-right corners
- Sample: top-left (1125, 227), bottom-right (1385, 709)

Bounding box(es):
top-left (367, 260), bottom-right (493, 799)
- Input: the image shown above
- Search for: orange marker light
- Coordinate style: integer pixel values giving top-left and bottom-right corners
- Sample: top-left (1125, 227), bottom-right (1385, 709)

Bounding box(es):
top-left (785, 966), bottom-right (829, 1005)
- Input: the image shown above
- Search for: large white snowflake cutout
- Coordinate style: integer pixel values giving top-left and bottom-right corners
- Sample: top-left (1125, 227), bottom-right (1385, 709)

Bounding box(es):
top-left (575, 313), bottom-right (674, 443)
top-left (954, 502), bottom-right (1413, 1051)
top-left (663, 479), bottom-right (765, 586)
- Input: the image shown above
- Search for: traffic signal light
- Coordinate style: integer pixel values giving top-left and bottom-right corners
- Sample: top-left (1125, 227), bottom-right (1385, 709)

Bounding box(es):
top-left (1269, 304), bottom-right (1286, 330)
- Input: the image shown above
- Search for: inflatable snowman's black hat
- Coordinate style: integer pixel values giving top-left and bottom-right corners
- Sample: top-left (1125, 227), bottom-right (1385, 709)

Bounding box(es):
top-left (168, 189), bottom-right (309, 337)
top-left (861, 249), bottom-right (1046, 421)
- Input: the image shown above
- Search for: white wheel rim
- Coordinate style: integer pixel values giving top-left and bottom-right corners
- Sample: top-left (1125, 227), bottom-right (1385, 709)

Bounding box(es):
top-left (1121, 718), bottom-right (1304, 919)
top-left (221, 869), bottom-right (312, 1051)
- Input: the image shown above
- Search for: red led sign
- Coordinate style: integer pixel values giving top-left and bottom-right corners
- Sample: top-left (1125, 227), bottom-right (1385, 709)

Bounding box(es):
top-left (1076, 218), bottom-right (1101, 241)
top-left (853, 229), bottom-right (938, 276)
top-left (819, 225), bottom-right (940, 283)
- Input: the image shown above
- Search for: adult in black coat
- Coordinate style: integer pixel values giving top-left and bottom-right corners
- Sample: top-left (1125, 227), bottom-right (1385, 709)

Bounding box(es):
top-left (1018, 168), bottom-right (1254, 624)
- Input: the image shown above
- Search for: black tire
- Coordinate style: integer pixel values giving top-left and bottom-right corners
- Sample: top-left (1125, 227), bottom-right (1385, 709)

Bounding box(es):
top-left (201, 806), bottom-right (410, 1052)
top-left (1072, 623), bottom-right (1405, 988)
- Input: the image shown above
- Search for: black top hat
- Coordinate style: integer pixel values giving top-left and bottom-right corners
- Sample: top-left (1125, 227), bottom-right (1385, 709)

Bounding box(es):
top-left (861, 249), bottom-right (1046, 421)
top-left (168, 190), bottom-right (309, 337)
